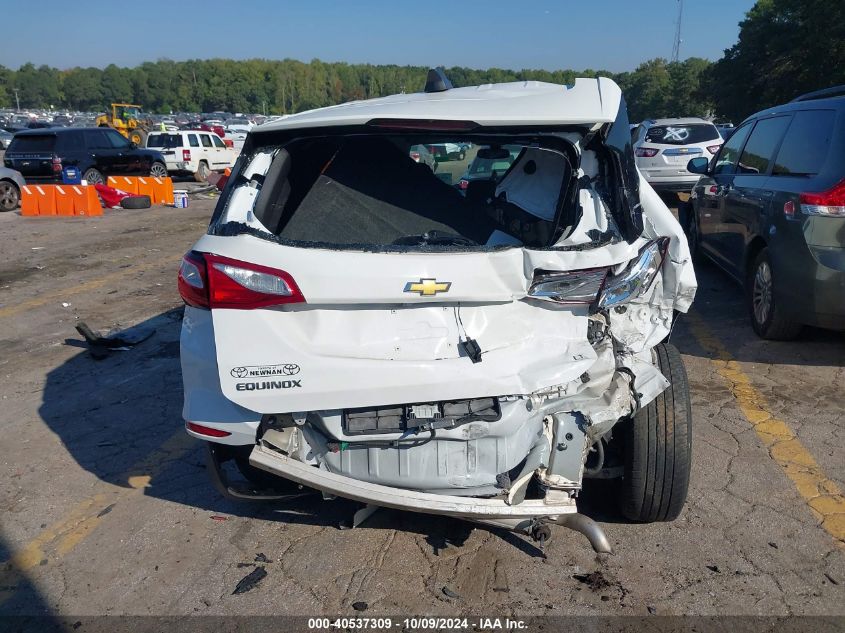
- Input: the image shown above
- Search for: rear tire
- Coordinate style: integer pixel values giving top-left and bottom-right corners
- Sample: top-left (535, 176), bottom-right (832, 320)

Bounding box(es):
top-left (618, 342), bottom-right (692, 522)
top-left (747, 248), bottom-right (803, 340)
top-left (194, 160), bottom-right (209, 182)
top-left (83, 168), bottom-right (105, 185)
top-left (0, 180), bottom-right (20, 211)
top-left (150, 161), bottom-right (168, 179)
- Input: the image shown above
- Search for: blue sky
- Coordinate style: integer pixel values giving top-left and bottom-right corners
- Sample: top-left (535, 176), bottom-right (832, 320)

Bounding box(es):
top-left (5, 0), bottom-right (755, 72)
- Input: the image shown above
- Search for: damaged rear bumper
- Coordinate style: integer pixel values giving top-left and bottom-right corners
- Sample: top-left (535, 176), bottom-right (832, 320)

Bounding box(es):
top-left (248, 440), bottom-right (612, 553)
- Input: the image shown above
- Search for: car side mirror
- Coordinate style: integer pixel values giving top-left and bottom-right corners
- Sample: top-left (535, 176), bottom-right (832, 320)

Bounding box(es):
top-left (129, 141), bottom-right (138, 149)
top-left (687, 156), bottom-right (710, 174)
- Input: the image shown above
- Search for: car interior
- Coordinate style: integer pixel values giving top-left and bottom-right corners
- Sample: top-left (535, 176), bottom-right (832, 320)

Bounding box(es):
top-left (238, 135), bottom-right (579, 249)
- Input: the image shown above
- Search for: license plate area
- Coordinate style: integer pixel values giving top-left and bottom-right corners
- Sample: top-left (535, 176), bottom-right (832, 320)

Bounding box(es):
top-left (343, 398), bottom-right (502, 434)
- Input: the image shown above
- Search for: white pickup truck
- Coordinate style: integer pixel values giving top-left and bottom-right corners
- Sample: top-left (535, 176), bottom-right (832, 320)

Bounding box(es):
top-left (146, 130), bottom-right (238, 181)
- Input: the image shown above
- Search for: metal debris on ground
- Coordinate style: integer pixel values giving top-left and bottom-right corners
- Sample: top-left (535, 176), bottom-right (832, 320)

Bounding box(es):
top-left (232, 566), bottom-right (267, 595)
top-left (441, 586), bottom-right (462, 599)
top-left (74, 321), bottom-right (156, 360)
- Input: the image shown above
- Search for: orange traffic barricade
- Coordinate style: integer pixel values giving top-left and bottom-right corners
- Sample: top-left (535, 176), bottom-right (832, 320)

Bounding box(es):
top-left (106, 176), bottom-right (139, 194)
top-left (73, 185), bottom-right (103, 216)
top-left (33, 185), bottom-right (56, 216)
top-left (53, 185), bottom-right (75, 216)
top-left (104, 175), bottom-right (173, 205)
top-left (160, 177), bottom-right (174, 205)
top-left (20, 186), bottom-right (39, 216)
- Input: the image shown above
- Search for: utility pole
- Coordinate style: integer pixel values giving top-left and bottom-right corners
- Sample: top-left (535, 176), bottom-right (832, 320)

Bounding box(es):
top-left (14, 88), bottom-right (20, 112)
top-left (671, 0), bottom-right (684, 62)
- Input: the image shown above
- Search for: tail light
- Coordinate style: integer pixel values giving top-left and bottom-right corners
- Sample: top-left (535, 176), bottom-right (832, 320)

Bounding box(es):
top-left (528, 268), bottom-right (608, 304)
top-left (706, 144), bottom-right (722, 155)
top-left (177, 251), bottom-right (305, 310)
top-left (635, 148), bottom-right (659, 158)
top-left (783, 200), bottom-right (795, 218)
top-left (410, 151), bottom-right (420, 162)
top-left (177, 251), bottom-right (209, 308)
top-left (51, 155), bottom-right (62, 173)
top-left (800, 179), bottom-right (845, 217)
top-left (598, 238), bottom-right (669, 308)
top-left (459, 179), bottom-right (469, 190)
top-left (367, 118), bottom-right (478, 131)
top-left (182, 149), bottom-right (191, 162)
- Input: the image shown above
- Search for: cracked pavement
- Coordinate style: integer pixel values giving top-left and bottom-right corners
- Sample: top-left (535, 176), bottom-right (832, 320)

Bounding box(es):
top-left (0, 198), bottom-right (842, 618)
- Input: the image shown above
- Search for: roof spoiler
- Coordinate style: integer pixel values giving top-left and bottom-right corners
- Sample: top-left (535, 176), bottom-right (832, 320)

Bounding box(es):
top-left (790, 85), bottom-right (845, 103)
top-left (424, 67), bottom-right (453, 93)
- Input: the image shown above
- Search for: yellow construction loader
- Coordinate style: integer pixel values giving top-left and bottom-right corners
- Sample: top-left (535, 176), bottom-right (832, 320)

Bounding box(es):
top-left (95, 104), bottom-right (151, 146)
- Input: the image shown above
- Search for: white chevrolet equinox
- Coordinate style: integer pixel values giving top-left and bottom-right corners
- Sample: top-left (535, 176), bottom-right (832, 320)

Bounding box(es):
top-left (178, 70), bottom-right (697, 552)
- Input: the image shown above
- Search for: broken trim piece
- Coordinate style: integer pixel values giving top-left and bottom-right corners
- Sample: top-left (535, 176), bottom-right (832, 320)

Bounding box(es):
top-left (249, 443), bottom-right (577, 519)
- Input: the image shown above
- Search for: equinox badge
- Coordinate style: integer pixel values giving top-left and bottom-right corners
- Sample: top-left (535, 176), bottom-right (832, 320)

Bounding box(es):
top-left (404, 278), bottom-right (452, 296)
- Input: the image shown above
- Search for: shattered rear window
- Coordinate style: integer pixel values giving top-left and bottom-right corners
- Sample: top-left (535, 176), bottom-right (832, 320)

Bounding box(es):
top-left (213, 135), bottom-right (578, 250)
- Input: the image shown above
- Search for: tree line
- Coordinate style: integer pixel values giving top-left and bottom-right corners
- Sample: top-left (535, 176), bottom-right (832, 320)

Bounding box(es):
top-left (0, 58), bottom-right (713, 123)
top-left (1, 0), bottom-right (841, 123)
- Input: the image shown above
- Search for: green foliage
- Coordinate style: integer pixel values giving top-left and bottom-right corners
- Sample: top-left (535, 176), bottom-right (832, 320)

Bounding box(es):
top-left (704, 0), bottom-right (845, 122)
top-left (2, 57), bottom-right (710, 119)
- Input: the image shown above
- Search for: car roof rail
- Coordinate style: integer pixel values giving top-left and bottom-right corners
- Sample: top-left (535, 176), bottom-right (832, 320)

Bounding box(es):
top-left (424, 67), bottom-right (453, 93)
top-left (790, 85), bottom-right (845, 103)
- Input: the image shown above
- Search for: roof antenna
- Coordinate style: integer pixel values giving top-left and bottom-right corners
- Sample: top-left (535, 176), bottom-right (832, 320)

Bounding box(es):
top-left (424, 67), bottom-right (453, 93)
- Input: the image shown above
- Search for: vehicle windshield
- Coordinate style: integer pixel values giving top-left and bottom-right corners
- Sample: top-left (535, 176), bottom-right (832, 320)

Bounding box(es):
top-left (645, 123), bottom-right (720, 145)
top-left (213, 134), bottom-right (579, 250)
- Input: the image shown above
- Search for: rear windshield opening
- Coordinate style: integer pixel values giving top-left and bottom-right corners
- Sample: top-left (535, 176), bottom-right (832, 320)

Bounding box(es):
top-left (8, 135), bottom-right (56, 153)
top-left (645, 124), bottom-right (720, 145)
top-left (146, 133), bottom-right (183, 148)
top-left (216, 134), bottom-right (579, 250)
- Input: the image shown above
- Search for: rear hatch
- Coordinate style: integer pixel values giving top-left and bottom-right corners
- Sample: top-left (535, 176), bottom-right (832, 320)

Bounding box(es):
top-left (187, 125), bottom-right (654, 414)
top-left (3, 133), bottom-right (57, 179)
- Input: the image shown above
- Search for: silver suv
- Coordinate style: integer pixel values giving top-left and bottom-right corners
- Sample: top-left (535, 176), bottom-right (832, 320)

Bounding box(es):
top-left (633, 118), bottom-right (723, 193)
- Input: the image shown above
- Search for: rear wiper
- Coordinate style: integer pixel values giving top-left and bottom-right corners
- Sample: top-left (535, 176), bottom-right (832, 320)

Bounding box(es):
top-left (392, 230), bottom-right (478, 247)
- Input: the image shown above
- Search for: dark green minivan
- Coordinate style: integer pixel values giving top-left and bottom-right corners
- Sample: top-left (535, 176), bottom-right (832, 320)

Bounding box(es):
top-left (682, 87), bottom-right (845, 339)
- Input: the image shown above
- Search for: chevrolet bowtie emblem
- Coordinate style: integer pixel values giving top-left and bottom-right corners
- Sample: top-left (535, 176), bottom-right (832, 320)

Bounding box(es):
top-left (404, 278), bottom-right (452, 296)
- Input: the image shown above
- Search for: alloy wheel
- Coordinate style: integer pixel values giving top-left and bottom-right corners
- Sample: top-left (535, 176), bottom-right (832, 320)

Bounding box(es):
top-left (84, 169), bottom-right (104, 185)
top-left (752, 260), bottom-right (773, 326)
top-left (0, 181), bottom-right (19, 211)
top-left (150, 163), bottom-right (168, 178)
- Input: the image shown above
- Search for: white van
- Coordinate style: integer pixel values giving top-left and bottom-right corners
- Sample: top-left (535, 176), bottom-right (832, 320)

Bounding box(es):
top-left (146, 130), bottom-right (238, 181)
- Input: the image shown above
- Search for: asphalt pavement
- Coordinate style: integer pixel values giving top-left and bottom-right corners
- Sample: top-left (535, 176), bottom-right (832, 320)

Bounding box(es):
top-left (0, 196), bottom-right (842, 623)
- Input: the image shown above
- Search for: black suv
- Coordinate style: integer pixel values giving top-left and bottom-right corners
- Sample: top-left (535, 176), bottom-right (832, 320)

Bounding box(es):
top-left (683, 86), bottom-right (845, 339)
top-left (3, 127), bottom-right (167, 185)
